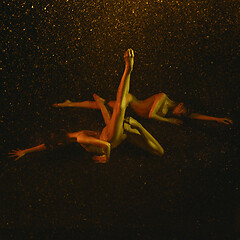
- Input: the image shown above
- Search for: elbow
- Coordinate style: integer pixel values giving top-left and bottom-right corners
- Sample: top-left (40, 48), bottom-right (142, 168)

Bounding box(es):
top-left (156, 145), bottom-right (164, 157)
top-left (157, 148), bottom-right (164, 157)
top-left (150, 142), bottom-right (164, 157)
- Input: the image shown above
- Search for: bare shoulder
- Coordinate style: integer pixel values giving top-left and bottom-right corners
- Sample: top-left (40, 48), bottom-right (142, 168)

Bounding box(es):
top-left (154, 92), bottom-right (166, 98)
top-left (77, 130), bottom-right (99, 138)
top-left (164, 94), bottom-right (175, 105)
top-left (158, 93), bottom-right (167, 101)
top-left (70, 130), bottom-right (99, 139)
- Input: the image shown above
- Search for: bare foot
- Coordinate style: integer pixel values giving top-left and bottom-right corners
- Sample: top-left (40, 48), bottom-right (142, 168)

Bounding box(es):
top-left (93, 94), bottom-right (105, 103)
top-left (124, 49), bottom-right (134, 71)
top-left (53, 100), bottom-right (72, 107)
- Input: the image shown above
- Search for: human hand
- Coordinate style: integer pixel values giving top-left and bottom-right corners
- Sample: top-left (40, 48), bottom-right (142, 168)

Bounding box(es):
top-left (92, 155), bottom-right (108, 163)
top-left (8, 149), bottom-right (26, 160)
top-left (216, 118), bottom-right (233, 125)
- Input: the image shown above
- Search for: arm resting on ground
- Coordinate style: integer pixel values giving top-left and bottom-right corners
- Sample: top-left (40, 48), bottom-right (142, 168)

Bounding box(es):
top-left (151, 114), bottom-right (183, 125)
top-left (189, 113), bottom-right (232, 124)
top-left (9, 144), bottom-right (47, 160)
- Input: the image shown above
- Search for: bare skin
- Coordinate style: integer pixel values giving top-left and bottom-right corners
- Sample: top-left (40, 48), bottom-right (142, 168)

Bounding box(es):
top-left (93, 93), bottom-right (164, 156)
top-left (55, 93), bottom-right (232, 126)
top-left (9, 49), bottom-right (164, 163)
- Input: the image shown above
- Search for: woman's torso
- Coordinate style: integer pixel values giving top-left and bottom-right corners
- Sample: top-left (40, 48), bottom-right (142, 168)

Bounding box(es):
top-left (72, 130), bottom-right (105, 155)
top-left (130, 93), bottom-right (173, 117)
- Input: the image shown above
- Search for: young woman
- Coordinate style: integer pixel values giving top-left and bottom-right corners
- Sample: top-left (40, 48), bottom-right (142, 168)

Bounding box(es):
top-left (9, 49), bottom-right (164, 163)
top-left (54, 92), bottom-right (232, 126)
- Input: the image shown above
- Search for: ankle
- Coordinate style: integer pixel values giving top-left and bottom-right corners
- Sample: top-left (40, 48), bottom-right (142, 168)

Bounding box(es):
top-left (125, 65), bottom-right (132, 73)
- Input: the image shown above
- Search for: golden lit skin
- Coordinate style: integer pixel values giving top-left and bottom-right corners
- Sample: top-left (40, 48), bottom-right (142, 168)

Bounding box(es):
top-left (55, 93), bottom-right (232, 126)
top-left (9, 49), bottom-right (164, 163)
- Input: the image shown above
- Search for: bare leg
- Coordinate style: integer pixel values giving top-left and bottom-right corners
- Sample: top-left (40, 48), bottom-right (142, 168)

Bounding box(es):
top-left (53, 100), bottom-right (99, 109)
top-left (100, 49), bottom-right (134, 146)
top-left (109, 93), bottom-right (166, 119)
top-left (108, 93), bottom-right (136, 109)
top-left (93, 94), bottom-right (111, 125)
top-left (124, 117), bottom-right (164, 156)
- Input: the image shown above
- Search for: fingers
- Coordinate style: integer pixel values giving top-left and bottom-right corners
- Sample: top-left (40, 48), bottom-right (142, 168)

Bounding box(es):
top-left (8, 153), bottom-right (24, 160)
top-left (225, 119), bottom-right (233, 124)
top-left (222, 118), bottom-right (233, 125)
top-left (8, 149), bottom-right (24, 160)
top-left (8, 150), bottom-right (18, 155)
top-left (15, 156), bottom-right (22, 161)
top-left (9, 149), bottom-right (21, 153)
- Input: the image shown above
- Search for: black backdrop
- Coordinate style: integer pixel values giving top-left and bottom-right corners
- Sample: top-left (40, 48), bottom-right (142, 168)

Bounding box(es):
top-left (1, 1), bottom-right (239, 239)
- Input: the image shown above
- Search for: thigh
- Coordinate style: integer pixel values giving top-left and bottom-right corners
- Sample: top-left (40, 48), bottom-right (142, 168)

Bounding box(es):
top-left (100, 110), bottom-right (125, 144)
top-left (100, 125), bottom-right (127, 149)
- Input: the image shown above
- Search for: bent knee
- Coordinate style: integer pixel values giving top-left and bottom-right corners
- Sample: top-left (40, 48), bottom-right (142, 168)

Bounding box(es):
top-left (156, 146), bottom-right (164, 157)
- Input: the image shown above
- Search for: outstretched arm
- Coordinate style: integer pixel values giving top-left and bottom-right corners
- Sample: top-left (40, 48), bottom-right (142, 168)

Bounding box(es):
top-left (77, 133), bottom-right (111, 163)
top-left (189, 113), bottom-right (233, 125)
top-left (150, 114), bottom-right (183, 125)
top-left (8, 144), bottom-right (47, 161)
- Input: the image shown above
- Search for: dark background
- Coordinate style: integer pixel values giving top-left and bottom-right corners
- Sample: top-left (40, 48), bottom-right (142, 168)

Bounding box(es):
top-left (1, 0), bottom-right (239, 239)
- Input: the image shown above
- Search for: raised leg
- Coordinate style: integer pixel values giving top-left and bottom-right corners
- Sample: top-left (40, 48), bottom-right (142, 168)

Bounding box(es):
top-left (100, 49), bottom-right (134, 145)
top-left (107, 93), bottom-right (136, 109)
top-left (93, 94), bottom-right (111, 125)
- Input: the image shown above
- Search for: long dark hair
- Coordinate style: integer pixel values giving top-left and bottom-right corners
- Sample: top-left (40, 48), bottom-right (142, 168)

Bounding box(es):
top-left (165, 103), bottom-right (192, 119)
top-left (45, 129), bottom-right (69, 150)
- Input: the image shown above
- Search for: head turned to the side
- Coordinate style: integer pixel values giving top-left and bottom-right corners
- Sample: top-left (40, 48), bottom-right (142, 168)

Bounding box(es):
top-left (45, 129), bottom-right (70, 150)
top-left (172, 102), bottom-right (190, 118)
